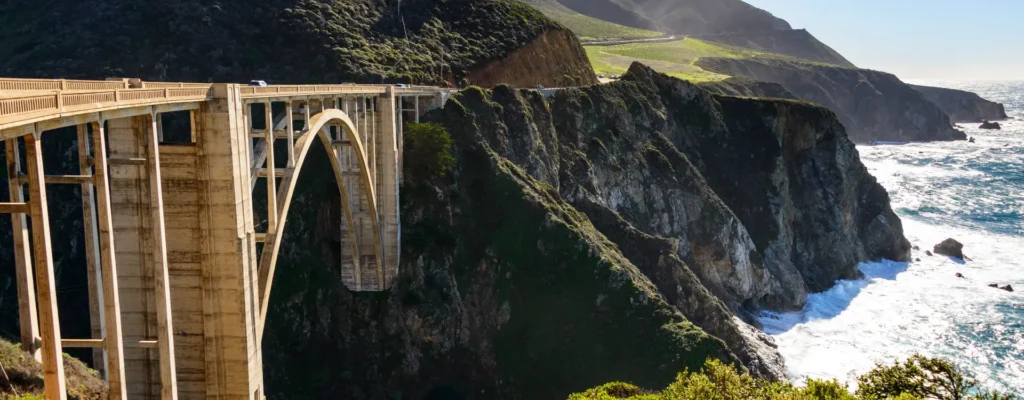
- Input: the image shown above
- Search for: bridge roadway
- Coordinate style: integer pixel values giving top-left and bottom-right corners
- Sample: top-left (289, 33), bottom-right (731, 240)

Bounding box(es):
top-left (0, 77), bottom-right (446, 399)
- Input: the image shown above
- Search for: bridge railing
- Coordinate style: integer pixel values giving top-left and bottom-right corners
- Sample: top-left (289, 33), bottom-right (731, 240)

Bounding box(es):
top-left (0, 78), bottom-right (131, 91)
top-left (140, 82), bottom-right (214, 89)
top-left (239, 84), bottom-right (388, 98)
top-left (0, 78), bottom-right (218, 92)
top-left (0, 87), bottom-right (213, 128)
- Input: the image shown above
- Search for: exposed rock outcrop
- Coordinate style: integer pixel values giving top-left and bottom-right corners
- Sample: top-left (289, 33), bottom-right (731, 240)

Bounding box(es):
top-left (697, 29), bottom-right (856, 67)
top-left (696, 57), bottom-right (968, 143)
top-left (467, 28), bottom-right (597, 88)
top-left (258, 63), bottom-right (910, 398)
top-left (911, 84), bottom-right (1009, 123)
top-left (262, 127), bottom-right (737, 399)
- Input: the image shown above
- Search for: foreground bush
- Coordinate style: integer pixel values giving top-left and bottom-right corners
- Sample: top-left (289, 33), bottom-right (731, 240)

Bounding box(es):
top-left (570, 356), bottom-right (1017, 400)
top-left (403, 122), bottom-right (456, 184)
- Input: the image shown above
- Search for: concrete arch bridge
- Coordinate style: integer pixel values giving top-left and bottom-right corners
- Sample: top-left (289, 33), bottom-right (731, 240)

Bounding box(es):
top-left (0, 78), bottom-right (447, 399)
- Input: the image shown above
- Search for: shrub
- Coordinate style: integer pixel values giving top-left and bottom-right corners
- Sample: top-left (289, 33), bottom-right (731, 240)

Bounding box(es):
top-left (856, 355), bottom-right (1017, 400)
top-left (0, 338), bottom-right (107, 400)
top-left (403, 122), bottom-right (456, 184)
top-left (570, 355), bottom-right (1018, 400)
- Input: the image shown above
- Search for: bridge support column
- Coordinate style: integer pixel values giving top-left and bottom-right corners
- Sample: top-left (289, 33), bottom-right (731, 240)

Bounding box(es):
top-left (377, 88), bottom-right (400, 287)
top-left (82, 122), bottom-right (130, 399)
top-left (5, 138), bottom-right (41, 361)
top-left (190, 84), bottom-right (263, 399)
top-left (24, 132), bottom-right (69, 400)
top-left (105, 115), bottom-right (178, 399)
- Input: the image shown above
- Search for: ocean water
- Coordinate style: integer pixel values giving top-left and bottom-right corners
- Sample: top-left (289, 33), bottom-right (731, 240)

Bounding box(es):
top-left (759, 80), bottom-right (1024, 394)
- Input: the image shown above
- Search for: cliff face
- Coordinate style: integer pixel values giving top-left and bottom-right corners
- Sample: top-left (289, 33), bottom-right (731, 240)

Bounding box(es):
top-left (258, 63), bottom-right (910, 398)
top-left (0, 0), bottom-right (594, 87)
top-left (697, 57), bottom-right (968, 143)
top-left (263, 125), bottom-right (735, 399)
top-left (697, 29), bottom-right (856, 67)
top-left (467, 28), bottom-right (598, 88)
top-left (911, 84), bottom-right (1009, 123)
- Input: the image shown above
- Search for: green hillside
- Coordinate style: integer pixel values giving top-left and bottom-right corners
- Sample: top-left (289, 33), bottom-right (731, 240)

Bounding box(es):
top-left (522, 0), bottom-right (662, 41)
top-left (586, 37), bottom-right (832, 82)
top-left (0, 0), bottom-right (570, 85)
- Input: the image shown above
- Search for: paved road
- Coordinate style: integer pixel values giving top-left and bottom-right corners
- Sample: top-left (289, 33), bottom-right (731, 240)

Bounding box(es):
top-left (581, 35), bottom-right (678, 47)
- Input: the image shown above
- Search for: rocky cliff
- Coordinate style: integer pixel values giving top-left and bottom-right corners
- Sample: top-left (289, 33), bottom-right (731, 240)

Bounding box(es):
top-left (911, 84), bottom-right (1009, 123)
top-left (468, 28), bottom-right (598, 88)
top-left (697, 57), bottom-right (968, 143)
top-left (0, 0), bottom-right (595, 87)
top-left (262, 121), bottom-right (737, 399)
top-left (696, 29), bottom-right (856, 67)
top-left (258, 63), bottom-right (910, 398)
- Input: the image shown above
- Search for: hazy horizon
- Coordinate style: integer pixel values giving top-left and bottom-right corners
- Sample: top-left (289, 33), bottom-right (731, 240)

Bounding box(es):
top-left (745, 0), bottom-right (1024, 81)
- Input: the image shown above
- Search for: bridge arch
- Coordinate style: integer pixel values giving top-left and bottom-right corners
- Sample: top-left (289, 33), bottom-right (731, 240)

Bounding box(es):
top-left (254, 108), bottom-right (385, 333)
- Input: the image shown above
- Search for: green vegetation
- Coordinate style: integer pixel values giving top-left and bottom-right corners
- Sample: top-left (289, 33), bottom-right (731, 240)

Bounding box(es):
top-left (0, 338), bottom-right (107, 400)
top-left (541, 9), bottom-right (662, 41)
top-left (570, 356), bottom-right (1018, 400)
top-left (522, 0), bottom-right (662, 41)
top-left (856, 355), bottom-right (1017, 400)
top-left (402, 122), bottom-right (456, 184)
top-left (585, 38), bottom-right (822, 83)
top-left (0, 0), bottom-right (567, 85)
top-left (410, 87), bottom-right (738, 398)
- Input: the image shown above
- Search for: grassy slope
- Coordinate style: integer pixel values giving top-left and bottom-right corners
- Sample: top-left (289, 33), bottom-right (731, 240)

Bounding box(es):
top-left (522, 0), bottom-right (662, 41)
top-left (585, 38), bottom-right (753, 82)
top-left (0, 338), bottom-right (107, 399)
top-left (0, 0), bottom-right (565, 85)
top-left (586, 38), bottom-right (838, 83)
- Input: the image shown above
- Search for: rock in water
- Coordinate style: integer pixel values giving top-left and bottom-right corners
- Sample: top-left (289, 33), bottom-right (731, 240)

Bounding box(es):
top-left (926, 250), bottom-right (934, 256)
top-left (933, 238), bottom-right (966, 260)
top-left (979, 120), bottom-right (1002, 130)
top-left (1001, 285), bottom-right (1014, 292)
top-left (989, 283), bottom-right (1000, 288)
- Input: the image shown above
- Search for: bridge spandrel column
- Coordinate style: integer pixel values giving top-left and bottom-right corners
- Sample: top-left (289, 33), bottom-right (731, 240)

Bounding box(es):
top-left (190, 84), bottom-right (263, 400)
top-left (377, 89), bottom-right (400, 288)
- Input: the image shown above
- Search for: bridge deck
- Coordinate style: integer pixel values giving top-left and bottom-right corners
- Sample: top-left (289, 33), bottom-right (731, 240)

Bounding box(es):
top-left (0, 77), bottom-right (447, 399)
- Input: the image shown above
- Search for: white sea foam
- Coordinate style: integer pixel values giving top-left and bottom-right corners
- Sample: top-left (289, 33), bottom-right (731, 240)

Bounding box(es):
top-left (760, 81), bottom-right (1024, 394)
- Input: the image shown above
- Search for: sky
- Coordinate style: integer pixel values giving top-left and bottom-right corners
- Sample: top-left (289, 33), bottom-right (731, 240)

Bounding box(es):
top-left (743, 0), bottom-right (1024, 80)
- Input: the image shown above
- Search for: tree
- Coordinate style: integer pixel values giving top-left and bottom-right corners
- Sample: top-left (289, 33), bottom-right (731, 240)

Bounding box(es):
top-left (856, 355), bottom-right (1017, 400)
top-left (403, 122), bottom-right (456, 184)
